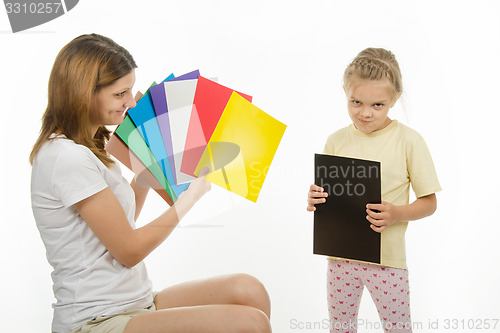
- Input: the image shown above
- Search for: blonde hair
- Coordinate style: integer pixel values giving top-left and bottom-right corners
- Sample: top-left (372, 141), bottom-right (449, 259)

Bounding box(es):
top-left (343, 48), bottom-right (403, 99)
top-left (29, 33), bottom-right (137, 167)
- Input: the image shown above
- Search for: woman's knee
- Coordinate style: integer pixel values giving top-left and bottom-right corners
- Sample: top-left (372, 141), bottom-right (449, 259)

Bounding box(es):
top-left (228, 274), bottom-right (271, 316)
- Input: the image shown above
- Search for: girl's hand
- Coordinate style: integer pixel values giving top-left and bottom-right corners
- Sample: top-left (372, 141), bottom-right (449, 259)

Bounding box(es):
top-left (367, 194), bottom-right (437, 233)
top-left (307, 184), bottom-right (328, 212)
top-left (365, 201), bottom-right (402, 233)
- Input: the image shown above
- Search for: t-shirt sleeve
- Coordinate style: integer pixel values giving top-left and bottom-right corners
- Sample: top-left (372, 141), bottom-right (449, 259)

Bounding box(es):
top-left (323, 134), bottom-right (335, 155)
top-left (52, 146), bottom-right (108, 207)
top-left (407, 135), bottom-right (442, 198)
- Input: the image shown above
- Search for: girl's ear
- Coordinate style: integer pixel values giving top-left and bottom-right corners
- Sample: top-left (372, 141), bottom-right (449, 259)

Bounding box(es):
top-left (390, 92), bottom-right (402, 108)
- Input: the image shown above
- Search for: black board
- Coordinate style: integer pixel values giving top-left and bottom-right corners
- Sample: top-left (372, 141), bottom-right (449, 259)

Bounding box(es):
top-left (314, 154), bottom-right (382, 264)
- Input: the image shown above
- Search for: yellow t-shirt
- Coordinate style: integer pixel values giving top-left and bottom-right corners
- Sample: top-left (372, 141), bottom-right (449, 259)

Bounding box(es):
top-left (323, 120), bottom-right (442, 269)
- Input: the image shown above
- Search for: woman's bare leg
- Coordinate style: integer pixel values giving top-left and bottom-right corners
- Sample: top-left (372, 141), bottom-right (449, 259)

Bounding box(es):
top-left (124, 304), bottom-right (271, 333)
top-left (154, 273), bottom-right (271, 318)
top-left (124, 273), bottom-right (272, 333)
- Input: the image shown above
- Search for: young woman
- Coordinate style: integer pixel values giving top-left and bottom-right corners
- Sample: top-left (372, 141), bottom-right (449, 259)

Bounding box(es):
top-left (30, 33), bottom-right (271, 333)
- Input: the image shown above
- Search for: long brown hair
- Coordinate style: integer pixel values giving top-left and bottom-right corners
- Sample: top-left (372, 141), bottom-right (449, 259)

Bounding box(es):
top-left (29, 33), bottom-right (137, 167)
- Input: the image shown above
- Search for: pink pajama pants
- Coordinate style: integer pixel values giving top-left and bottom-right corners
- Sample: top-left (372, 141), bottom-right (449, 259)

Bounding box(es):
top-left (327, 258), bottom-right (412, 332)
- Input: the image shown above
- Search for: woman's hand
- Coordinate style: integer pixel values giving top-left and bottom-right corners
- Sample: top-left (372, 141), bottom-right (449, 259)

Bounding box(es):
top-left (173, 168), bottom-right (211, 221)
top-left (183, 174), bottom-right (211, 202)
top-left (181, 168), bottom-right (211, 202)
top-left (307, 184), bottom-right (328, 212)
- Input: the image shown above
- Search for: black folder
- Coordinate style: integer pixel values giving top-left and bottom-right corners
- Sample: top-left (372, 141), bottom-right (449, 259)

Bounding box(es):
top-left (313, 154), bottom-right (381, 264)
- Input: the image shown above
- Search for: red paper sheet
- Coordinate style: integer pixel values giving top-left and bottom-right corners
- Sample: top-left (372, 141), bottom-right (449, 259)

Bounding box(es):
top-left (181, 76), bottom-right (252, 176)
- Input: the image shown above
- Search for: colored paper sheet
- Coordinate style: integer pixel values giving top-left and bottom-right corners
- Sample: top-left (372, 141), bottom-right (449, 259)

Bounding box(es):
top-left (181, 76), bottom-right (252, 177)
top-left (164, 79), bottom-right (198, 185)
top-left (114, 115), bottom-right (178, 201)
top-left (313, 154), bottom-right (381, 264)
top-left (150, 70), bottom-right (200, 185)
top-left (126, 76), bottom-right (189, 198)
top-left (194, 92), bottom-right (286, 202)
top-left (105, 134), bottom-right (174, 206)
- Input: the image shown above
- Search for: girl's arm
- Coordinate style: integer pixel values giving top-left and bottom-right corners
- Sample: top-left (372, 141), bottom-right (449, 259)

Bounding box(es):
top-left (74, 176), bottom-right (211, 268)
top-left (366, 193), bottom-right (437, 233)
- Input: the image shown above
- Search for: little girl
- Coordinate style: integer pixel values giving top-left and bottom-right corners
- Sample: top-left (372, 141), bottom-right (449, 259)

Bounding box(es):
top-left (307, 48), bottom-right (441, 332)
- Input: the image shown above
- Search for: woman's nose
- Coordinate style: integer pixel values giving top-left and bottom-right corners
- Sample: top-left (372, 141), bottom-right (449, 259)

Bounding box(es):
top-left (125, 92), bottom-right (137, 109)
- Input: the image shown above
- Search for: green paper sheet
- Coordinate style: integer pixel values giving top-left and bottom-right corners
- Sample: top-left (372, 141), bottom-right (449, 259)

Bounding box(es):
top-left (115, 115), bottom-right (177, 201)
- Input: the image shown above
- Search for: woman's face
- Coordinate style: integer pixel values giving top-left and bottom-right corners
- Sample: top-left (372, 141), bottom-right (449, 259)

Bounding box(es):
top-left (90, 70), bottom-right (136, 133)
top-left (344, 77), bottom-right (398, 133)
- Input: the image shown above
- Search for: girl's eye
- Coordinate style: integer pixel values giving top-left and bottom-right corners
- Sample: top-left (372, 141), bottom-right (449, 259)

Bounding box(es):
top-left (352, 100), bottom-right (361, 105)
top-left (116, 91), bottom-right (126, 97)
top-left (374, 103), bottom-right (383, 108)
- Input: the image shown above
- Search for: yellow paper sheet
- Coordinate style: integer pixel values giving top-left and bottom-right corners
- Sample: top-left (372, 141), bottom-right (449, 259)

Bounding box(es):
top-left (195, 92), bottom-right (286, 202)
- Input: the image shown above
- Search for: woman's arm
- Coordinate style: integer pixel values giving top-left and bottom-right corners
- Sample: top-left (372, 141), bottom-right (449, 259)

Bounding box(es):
top-left (366, 193), bottom-right (437, 233)
top-left (130, 178), bottom-right (149, 221)
top-left (127, 90), bottom-right (150, 221)
top-left (74, 176), bottom-right (211, 268)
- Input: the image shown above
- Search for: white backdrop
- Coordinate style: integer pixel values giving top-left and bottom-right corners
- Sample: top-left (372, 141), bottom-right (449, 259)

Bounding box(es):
top-left (1, 1), bottom-right (499, 332)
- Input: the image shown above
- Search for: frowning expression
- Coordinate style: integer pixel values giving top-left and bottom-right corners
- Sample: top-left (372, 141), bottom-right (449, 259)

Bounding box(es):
top-left (344, 77), bottom-right (398, 133)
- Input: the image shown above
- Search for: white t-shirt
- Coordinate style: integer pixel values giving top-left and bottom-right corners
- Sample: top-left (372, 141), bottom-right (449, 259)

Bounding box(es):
top-left (31, 135), bottom-right (153, 333)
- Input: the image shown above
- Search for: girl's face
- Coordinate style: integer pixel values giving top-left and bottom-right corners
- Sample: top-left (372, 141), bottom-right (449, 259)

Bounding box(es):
top-left (344, 77), bottom-right (398, 134)
top-left (90, 70), bottom-right (136, 134)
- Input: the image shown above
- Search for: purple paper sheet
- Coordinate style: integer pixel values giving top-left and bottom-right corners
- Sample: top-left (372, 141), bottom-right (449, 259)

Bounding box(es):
top-left (150, 70), bottom-right (200, 184)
